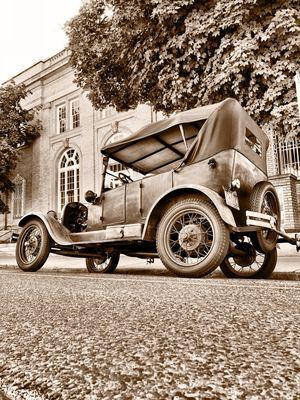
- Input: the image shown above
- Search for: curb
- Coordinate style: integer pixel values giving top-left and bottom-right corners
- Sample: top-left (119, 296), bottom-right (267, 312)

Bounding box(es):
top-left (1, 264), bottom-right (300, 281)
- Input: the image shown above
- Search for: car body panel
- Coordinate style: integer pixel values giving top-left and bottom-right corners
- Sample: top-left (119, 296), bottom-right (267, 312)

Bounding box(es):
top-left (19, 212), bottom-right (143, 246)
top-left (231, 151), bottom-right (267, 225)
top-left (173, 149), bottom-right (235, 195)
top-left (140, 172), bottom-right (173, 219)
top-left (142, 183), bottom-right (237, 241)
top-left (101, 185), bottom-right (125, 225)
top-left (125, 180), bottom-right (143, 224)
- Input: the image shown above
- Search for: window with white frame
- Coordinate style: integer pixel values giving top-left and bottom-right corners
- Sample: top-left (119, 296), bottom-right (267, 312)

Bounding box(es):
top-left (57, 104), bottom-right (66, 134)
top-left (70, 99), bottom-right (80, 129)
top-left (12, 175), bottom-right (25, 218)
top-left (58, 149), bottom-right (80, 210)
top-left (56, 98), bottom-right (80, 134)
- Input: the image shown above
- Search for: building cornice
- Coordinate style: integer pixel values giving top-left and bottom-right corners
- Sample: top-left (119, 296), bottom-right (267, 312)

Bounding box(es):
top-left (3, 49), bottom-right (71, 87)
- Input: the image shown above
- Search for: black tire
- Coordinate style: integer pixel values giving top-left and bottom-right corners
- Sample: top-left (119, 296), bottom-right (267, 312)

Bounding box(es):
top-left (16, 219), bottom-right (51, 272)
top-left (250, 182), bottom-right (281, 253)
top-left (220, 240), bottom-right (277, 279)
top-left (156, 197), bottom-right (229, 278)
top-left (86, 252), bottom-right (120, 273)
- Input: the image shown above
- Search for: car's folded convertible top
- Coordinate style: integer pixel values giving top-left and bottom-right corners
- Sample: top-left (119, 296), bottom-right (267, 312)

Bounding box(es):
top-left (101, 98), bottom-right (269, 175)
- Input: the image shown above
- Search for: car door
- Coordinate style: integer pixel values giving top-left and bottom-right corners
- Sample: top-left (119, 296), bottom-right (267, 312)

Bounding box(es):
top-left (101, 185), bottom-right (125, 225)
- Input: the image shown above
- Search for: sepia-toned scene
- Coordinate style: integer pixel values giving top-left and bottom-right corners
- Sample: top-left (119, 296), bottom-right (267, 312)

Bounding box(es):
top-left (0, 1), bottom-right (299, 399)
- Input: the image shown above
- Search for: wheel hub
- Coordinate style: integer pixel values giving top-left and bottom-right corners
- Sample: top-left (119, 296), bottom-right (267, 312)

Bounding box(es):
top-left (179, 224), bottom-right (203, 251)
top-left (94, 254), bottom-right (108, 265)
top-left (233, 242), bottom-right (256, 267)
top-left (25, 235), bottom-right (39, 255)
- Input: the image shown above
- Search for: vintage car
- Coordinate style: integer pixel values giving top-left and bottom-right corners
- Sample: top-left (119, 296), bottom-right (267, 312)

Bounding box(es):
top-left (15, 98), bottom-right (292, 279)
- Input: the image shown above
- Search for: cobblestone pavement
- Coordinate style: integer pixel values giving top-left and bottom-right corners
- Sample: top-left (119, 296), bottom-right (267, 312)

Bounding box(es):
top-left (0, 270), bottom-right (299, 400)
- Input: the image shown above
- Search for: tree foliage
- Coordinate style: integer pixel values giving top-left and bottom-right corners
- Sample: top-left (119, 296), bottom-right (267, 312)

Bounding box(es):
top-left (0, 82), bottom-right (41, 212)
top-left (66, 0), bottom-right (299, 137)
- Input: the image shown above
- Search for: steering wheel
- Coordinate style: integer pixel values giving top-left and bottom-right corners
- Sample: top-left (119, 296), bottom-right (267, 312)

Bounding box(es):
top-left (118, 172), bottom-right (133, 184)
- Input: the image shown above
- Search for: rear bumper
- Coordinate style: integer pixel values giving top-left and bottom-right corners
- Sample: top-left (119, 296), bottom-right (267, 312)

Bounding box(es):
top-left (246, 210), bottom-right (300, 250)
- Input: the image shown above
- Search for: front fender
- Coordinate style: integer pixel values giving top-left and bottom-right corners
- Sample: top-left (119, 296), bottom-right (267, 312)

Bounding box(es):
top-left (18, 212), bottom-right (72, 246)
top-left (142, 184), bottom-right (237, 240)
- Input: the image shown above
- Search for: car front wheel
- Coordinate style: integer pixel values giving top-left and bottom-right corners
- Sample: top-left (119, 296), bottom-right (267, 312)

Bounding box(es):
top-left (156, 197), bottom-right (229, 278)
top-left (16, 219), bottom-right (51, 272)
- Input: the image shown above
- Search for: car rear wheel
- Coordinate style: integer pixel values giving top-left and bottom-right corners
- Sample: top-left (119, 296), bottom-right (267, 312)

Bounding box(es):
top-left (156, 197), bottom-right (229, 278)
top-left (86, 252), bottom-right (120, 273)
top-left (220, 237), bottom-right (277, 279)
top-left (16, 219), bottom-right (51, 272)
top-left (250, 182), bottom-right (280, 253)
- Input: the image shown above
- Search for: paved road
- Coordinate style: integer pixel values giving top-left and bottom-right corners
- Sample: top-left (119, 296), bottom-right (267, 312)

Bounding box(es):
top-left (0, 270), bottom-right (299, 400)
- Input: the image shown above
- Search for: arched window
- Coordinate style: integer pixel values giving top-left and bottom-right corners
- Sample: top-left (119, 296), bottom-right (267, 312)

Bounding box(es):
top-left (58, 149), bottom-right (80, 210)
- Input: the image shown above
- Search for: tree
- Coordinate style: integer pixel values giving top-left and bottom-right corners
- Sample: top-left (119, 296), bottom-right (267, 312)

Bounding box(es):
top-left (0, 82), bottom-right (41, 214)
top-left (66, 0), bottom-right (299, 138)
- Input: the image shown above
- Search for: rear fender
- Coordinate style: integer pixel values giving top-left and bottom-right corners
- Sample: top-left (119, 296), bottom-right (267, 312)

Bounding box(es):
top-left (18, 212), bottom-right (72, 246)
top-left (142, 185), bottom-right (236, 240)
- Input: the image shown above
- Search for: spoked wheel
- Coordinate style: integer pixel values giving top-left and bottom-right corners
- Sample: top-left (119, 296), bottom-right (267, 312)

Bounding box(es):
top-left (86, 252), bottom-right (120, 273)
top-left (16, 219), bottom-right (51, 272)
top-left (250, 182), bottom-right (281, 253)
top-left (220, 236), bottom-right (277, 279)
top-left (156, 197), bottom-right (229, 278)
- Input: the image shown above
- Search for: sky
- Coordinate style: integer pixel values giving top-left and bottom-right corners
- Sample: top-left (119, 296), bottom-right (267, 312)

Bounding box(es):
top-left (0, 0), bottom-right (83, 84)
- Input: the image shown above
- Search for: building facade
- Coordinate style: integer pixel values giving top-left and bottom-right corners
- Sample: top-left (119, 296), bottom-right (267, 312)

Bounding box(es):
top-left (0, 49), bottom-right (299, 235)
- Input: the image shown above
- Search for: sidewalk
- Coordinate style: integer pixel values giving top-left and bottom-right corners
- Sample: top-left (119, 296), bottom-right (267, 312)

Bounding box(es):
top-left (1, 243), bottom-right (300, 280)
